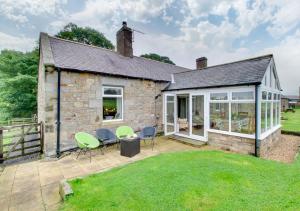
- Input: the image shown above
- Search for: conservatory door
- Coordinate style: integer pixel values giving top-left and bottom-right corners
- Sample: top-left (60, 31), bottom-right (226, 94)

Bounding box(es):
top-left (190, 94), bottom-right (206, 140)
top-left (164, 94), bottom-right (176, 135)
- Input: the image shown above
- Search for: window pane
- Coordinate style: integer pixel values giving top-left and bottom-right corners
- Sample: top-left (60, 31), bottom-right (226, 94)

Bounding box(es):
top-left (103, 97), bottom-right (122, 120)
top-left (232, 91), bottom-right (254, 100)
top-left (104, 87), bottom-right (122, 95)
top-left (277, 102), bottom-right (280, 125)
top-left (210, 103), bottom-right (229, 131)
top-left (273, 102), bottom-right (276, 126)
top-left (268, 92), bottom-right (272, 100)
top-left (262, 91), bottom-right (267, 100)
top-left (210, 93), bottom-right (228, 100)
top-left (261, 102), bottom-right (266, 133)
top-left (267, 102), bottom-right (271, 130)
top-left (167, 102), bottom-right (174, 123)
top-left (231, 103), bottom-right (255, 134)
top-left (167, 96), bottom-right (174, 102)
top-left (192, 95), bottom-right (204, 136)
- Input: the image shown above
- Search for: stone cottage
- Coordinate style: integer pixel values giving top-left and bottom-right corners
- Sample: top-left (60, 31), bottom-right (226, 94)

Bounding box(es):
top-left (38, 22), bottom-right (282, 157)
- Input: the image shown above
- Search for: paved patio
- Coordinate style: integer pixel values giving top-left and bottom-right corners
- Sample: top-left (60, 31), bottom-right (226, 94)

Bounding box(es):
top-left (0, 137), bottom-right (205, 211)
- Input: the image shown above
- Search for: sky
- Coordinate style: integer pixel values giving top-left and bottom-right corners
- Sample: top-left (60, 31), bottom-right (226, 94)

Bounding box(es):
top-left (0, 0), bottom-right (299, 95)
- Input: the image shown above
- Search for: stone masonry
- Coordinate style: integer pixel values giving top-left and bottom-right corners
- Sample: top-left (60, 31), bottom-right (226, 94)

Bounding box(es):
top-left (259, 128), bottom-right (281, 158)
top-left (38, 70), bottom-right (167, 156)
top-left (208, 128), bottom-right (281, 156)
top-left (208, 132), bottom-right (255, 155)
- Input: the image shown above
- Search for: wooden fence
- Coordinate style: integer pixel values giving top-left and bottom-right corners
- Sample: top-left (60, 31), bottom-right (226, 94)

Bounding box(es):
top-left (0, 116), bottom-right (37, 127)
top-left (0, 122), bottom-right (43, 163)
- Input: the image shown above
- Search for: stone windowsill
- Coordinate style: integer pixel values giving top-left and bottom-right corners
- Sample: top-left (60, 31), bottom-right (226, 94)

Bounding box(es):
top-left (102, 120), bottom-right (124, 126)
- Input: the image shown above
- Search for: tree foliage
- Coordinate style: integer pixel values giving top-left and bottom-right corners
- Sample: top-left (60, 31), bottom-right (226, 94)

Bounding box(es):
top-left (140, 53), bottom-right (175, 65)
top-left (56, 23), bottom-right (115, 49)
top-left (0, 49), bottom-right (38, 120)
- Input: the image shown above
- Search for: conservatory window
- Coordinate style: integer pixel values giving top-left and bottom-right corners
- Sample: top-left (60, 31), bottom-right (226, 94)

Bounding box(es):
top-left (231, 91), bottom-right (255, 134)
top-left (210, 103), bottom-right (229, 131)
top-left (210, 93), bottom-right (229, 131)
top-left (102, 86), bottom-right (123, 121)
top-left (261, 91), bottom-right (280, 134)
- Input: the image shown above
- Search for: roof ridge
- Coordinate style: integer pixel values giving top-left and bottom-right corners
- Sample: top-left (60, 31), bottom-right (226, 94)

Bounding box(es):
top-left (46, 33), bottom-right (120, 54)
top-left (135, 55), bottom-right (191, 70)
top-left (46, 32), bottom-right (191, 71)
top-left (174, 54), bottom-right (273, 75)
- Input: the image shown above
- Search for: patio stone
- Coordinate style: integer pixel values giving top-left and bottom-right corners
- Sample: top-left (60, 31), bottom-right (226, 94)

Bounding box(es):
top-left (40, 169), bottom-right (64, 187)
top-left (0, 195), bottom-right (10, 211)
top-left (10, 188), bottom-right (43, 206)
top-left (0, 137), bottom-right (203, 211)
top-left (59, 165), bottom-right (86, 179)
top-left (45, 202), bottom-right (61, 211)
top-left (42, 182), bottom-right (61, 206)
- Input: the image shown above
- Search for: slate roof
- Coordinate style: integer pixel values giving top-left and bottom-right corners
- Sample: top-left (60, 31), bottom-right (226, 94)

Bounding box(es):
top-left (164, 55), bottom-right (273, 91)
top-left (47, 35), bottom-right (190, 81)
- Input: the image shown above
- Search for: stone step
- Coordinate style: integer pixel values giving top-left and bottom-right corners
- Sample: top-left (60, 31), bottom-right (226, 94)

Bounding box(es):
top-left (168, 135), bottom-right (207, 148)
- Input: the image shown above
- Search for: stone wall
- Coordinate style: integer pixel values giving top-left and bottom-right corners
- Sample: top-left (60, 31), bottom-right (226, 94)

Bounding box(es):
top-left (208, 132), bottom-right (255, 155)
top-left (39, 70), bottom-right (166, 156)
top-left (259, 128), bottom-right (281, 158)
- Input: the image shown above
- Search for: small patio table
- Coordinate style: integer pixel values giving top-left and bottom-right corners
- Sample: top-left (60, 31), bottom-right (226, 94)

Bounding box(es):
top-left (120, 136), bottom-right (140, 157)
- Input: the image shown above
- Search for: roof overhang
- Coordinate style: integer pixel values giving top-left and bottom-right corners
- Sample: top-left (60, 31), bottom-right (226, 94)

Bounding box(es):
top-left (162, 82), bottom-right (261, 92)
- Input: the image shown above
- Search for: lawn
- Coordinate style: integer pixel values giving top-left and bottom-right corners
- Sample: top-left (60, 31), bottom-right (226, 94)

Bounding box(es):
top-left (281, 106), bottom-right (300, 132)
top-left (62, 151), bottom-right (300, 210)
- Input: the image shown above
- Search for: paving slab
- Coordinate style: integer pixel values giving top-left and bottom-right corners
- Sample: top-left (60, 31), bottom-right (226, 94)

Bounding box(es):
top-left (0, 137), bottom-right (200, 211)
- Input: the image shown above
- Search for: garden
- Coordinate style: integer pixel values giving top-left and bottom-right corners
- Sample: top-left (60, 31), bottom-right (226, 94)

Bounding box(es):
top-left (62, 151), bottom-right (300, 210)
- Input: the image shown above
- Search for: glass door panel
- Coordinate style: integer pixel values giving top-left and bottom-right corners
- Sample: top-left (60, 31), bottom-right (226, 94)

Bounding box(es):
top-left (177, 95), bottom-right (189, 135)
top-left (192, 95), bottom-right (204, 137)
top-left (166, 95), bottom-right (175, 134)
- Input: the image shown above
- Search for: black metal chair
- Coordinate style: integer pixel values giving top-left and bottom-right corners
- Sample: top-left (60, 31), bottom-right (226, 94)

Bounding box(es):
top-left (139, 126), bottom-right (156, 150)
top-left (96, 128), bottom-right (118, 154)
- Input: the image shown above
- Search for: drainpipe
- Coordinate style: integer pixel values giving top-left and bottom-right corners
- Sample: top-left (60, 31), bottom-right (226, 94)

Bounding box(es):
top-left (56, 67), bottom-right (61, 158)
top-left (255, 85), bottom-right (259, 157)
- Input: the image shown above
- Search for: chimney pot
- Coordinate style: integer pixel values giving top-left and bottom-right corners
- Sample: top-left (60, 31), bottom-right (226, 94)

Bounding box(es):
top-left (196, 57), bottom-right (207, 69)
top-left (117, 22), bottom-right (133, 57)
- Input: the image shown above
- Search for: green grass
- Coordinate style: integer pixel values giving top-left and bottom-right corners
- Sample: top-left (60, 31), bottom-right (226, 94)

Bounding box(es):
top-left (61, 151), bottom-right (300, 210)
top-left (281, 106), bottom-right (300, 132)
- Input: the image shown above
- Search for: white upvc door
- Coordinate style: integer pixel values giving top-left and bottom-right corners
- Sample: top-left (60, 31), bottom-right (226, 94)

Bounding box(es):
top-left (164, 94), bottom-right (176, 135)
top-left (189, 93), bottom-right (207, 141)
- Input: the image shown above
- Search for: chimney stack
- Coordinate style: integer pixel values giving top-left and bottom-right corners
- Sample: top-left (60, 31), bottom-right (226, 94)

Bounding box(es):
top-left (196, 57), bottom-right (207, 69)
top-left (116, 21), bottom-right (133, 57)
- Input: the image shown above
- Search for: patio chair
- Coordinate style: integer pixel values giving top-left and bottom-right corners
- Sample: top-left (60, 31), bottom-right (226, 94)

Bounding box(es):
top-left (96, 128), bottom-right (118, 153)
top-left (75, 132), bottom-right (100, 162)
top-left (139, 126), bottom-right (156, 150)
top-left (116, 126), bottom-right (136, 139)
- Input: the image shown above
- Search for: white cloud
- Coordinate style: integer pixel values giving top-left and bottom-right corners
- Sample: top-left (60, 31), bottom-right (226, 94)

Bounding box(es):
top-left (0, 32), bottom-right (35, 52)
top-left (261, 29), bottom-right (300, 95)
top-left (0, 0), bottom-right (67, 24)
top-left (68, 0), bottom-right (174, 28)
top-left (267, 0), bottom-right (300, 37)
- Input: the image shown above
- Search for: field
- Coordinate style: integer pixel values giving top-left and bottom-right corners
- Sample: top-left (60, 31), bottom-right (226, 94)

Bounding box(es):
top-left (281, 106), bottom-right (300, 132)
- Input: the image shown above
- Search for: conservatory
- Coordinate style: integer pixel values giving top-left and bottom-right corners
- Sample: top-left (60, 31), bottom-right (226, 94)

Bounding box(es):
top-left (162, 54), bottom-right (281, 155)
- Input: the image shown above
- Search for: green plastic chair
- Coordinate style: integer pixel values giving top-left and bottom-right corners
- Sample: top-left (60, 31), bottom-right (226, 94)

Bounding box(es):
top-left (75, 132), bottom-right (100, 162)
top-left (116, 126), bottom-right (136, 139)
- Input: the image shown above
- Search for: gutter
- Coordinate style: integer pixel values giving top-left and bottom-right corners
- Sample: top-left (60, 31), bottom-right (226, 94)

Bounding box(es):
top-left (56, 67), bottom-right (61, 158)
top-left (254, 85), bottom-right (259, 157)
top-left (162, 82), bottom-right (261, 92)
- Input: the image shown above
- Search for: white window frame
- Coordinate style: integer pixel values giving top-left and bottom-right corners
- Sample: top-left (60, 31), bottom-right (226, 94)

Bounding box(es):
top-left (208, 89), bottom-right (255, 139)
top-left (260, 88), bottom-right (281, 139)
top-left (102, 86), bottom-right (124, 122)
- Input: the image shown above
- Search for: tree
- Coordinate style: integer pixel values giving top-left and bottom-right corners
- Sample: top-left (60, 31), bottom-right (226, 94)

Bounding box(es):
top-left (0, 49), bottom-right (38, 120)
top-left (140, 53), bottom-right (175, 65)
top-left (56, 23), bottom-right (115, 49)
